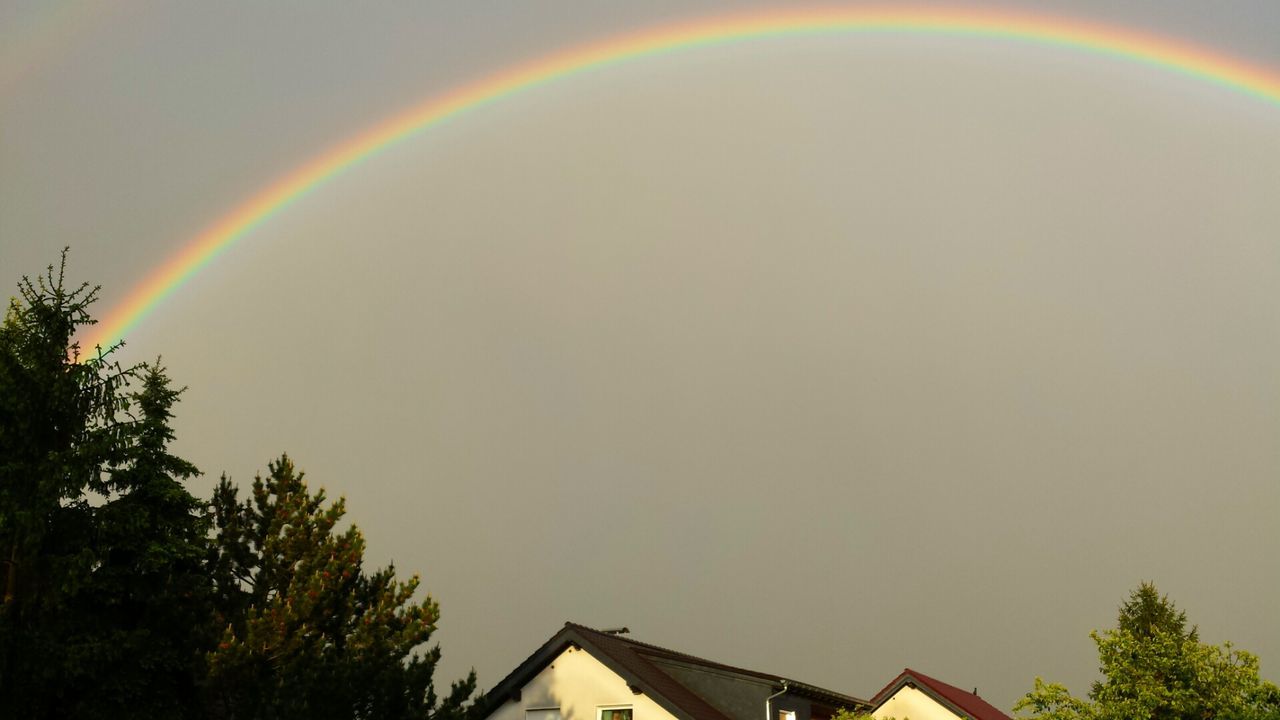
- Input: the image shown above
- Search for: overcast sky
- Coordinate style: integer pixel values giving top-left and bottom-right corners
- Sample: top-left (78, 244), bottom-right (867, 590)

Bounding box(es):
top-left (3, 1), bottom-right (1278, 711)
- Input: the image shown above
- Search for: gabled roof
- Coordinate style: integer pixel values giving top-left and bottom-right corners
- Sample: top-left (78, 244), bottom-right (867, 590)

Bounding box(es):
top-left (869, 668), bottom-right (1011, 720)
top-left (477, 623), bottom-right (870, 720)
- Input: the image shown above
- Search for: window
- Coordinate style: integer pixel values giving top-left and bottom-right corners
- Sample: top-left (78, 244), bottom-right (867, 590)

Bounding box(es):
top-left (527, 709), bottom-right (561, 720)
top-left (779, 711), bottom-right (796, 720)
top-left (600, 707), bottom-right (633, 720)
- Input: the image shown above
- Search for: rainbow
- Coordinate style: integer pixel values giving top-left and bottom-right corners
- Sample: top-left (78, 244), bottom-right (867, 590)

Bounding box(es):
top-left (86, 6), bottom-right (1280, 352)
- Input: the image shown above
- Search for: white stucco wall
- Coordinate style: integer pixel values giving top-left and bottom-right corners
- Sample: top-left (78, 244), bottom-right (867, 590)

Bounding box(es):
top-left (487, 646), bottom-right (681, 720)
top-left (873, 685), bottom-right (959, 720)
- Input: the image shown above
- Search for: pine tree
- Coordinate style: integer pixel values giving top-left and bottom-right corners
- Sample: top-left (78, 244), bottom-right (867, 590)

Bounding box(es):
top-left (0, 254), bottom-right (135, 715)
top-left (62, 363), bottom-right (212, 719)
top-left (2, 254), bottom-right (475, 718)
top-left (0, 254), bottom-right (210, 718)
top-left (205, 455), bottom-right (475, 720)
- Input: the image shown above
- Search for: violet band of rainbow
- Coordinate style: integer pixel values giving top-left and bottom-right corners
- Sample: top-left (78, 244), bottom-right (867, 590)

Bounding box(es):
top-left (86, 7), bottom-right (1280, 353)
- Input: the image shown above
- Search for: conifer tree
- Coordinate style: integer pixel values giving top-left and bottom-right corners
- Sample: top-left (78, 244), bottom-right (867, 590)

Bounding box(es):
top-left (1114, 582), bottom-right (1197, 643)
top-left (205, 455), bottom-right (475, 720)
top-left (65, 363), bottom-right (212, 719)
top-left (1, 255), bottom-right (135, 715)
top-left (1, 255), bottom-right (475, 719)
top-left (0, 253), bottom-right (211, 718)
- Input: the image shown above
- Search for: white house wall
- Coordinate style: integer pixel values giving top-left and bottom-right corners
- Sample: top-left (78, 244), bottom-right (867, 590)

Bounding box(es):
top-left (873, 686), bottom-right (959, 720)
top-left (487, 647), bottom-right (681, 720)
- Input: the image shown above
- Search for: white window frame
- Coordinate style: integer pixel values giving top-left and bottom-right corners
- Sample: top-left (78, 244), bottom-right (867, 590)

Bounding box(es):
top-left (527, 708), bottom-right (562, 720)
top-left (598, 705), bottom-right (634, 720)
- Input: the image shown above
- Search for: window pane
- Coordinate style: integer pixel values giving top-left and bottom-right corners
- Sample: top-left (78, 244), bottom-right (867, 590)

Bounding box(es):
top-left (602, 709), bottom-right (633, 720)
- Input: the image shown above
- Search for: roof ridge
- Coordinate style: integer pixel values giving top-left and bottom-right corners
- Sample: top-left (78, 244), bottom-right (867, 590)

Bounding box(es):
top-left (873, 667), bottom-right (1011, 720)
top-left (568, 623), bottom-right (781, 680)
top-left (566, 623), bottom-right (867, 706)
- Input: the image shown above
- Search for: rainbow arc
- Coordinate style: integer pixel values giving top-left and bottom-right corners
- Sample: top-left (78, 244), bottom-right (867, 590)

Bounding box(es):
top-left (87, 7), bottom-right (1280, 352)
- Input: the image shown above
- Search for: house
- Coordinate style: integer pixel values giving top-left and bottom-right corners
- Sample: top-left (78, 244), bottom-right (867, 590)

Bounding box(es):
top-left (477, 623), bottom-right (871, 720)
top-left (868, 668), bottom-right (1012, 720)
top-left (477, 624), bottom-right (1011, 720)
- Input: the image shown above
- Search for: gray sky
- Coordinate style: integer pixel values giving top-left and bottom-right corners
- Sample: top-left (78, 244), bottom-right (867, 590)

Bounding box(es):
top-left (3, 1), bottom-right (1278, 711)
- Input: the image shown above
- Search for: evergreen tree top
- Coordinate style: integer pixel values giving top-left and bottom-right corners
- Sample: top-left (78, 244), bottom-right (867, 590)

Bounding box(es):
top-left (1117, 581), bottom-right (1198, 643)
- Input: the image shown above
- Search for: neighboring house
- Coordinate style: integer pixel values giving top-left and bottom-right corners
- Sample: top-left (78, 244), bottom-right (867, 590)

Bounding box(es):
top-left (868, 668), bottom-right (1012, 720)
top-left (477, 623), bottom-right (871, 720)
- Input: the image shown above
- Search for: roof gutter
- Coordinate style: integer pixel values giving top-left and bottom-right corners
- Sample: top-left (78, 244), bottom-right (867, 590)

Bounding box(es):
top-left (765, 680), bottom-right (790, 720)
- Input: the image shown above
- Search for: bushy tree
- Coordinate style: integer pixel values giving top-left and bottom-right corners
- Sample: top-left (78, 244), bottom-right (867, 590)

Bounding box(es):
top-left (205, 455), bottom-right (475, 720)
top-left (1016, 583), bottom-right (1279, 720)
top-left (0, 254), bottom-right (210, 718)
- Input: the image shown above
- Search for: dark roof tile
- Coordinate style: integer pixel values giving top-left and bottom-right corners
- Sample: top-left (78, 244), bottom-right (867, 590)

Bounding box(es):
top-left (478, 623), bottom-right (869, 720)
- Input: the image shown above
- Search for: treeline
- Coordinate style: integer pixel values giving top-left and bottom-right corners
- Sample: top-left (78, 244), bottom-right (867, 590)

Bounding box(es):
top-left (5, 256), bottom-right (1278, 720)
top-left (0, 254), bottom-right (476, 719)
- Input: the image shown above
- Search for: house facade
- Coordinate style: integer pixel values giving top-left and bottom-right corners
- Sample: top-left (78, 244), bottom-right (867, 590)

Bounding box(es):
top-left (479, 623), bottom-right (869, 720)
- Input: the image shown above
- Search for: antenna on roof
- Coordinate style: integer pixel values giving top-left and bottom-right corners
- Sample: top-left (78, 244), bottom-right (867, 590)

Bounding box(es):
top-left (600, 627), bottom-right (630, 635)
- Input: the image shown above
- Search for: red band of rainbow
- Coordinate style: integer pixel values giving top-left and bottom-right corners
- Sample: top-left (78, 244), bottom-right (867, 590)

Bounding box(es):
top-left (86, 6), bottom-right (1280, 353)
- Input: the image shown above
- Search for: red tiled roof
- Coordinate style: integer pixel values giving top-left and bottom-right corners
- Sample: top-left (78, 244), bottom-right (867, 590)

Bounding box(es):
top-left (869, 668), bottom-right (1011, 720)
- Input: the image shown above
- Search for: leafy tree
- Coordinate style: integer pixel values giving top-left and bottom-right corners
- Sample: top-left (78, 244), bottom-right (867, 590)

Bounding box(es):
top-left (205, 455), bottom-right (476, 720)
top-left (1016, 583), bottom-right (1279, 720)
top-left (0, 254), bottom-right (211, 718)
top-left (832, 709), bottom-right (894, 720)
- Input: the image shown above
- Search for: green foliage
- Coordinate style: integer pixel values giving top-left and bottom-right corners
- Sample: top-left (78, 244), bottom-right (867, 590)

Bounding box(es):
top-left (832, 709), bottom-right (892, 720)
top-left (1016, 679), bottom-right (1094, 720)
top-left (205, 455), bottom-right (476, 720)
top-left (1223, 682), bottom-right (1280, 720)
top-left (0, 256), bottom-right (129, 609)
top-left (1113, 583), bottom-right (1197, 643)
top-left (1, 253), bottom-right (475, 719)
top-left (66, 363), bottom-right (213, 719)
top-left (0, 253), bottom-right (211, 718)
top-left (1016, 583), bottom-right (1279, 720)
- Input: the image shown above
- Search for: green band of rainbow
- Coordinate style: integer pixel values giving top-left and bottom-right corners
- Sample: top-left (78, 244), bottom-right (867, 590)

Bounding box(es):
top-left (86, 6), bottom-right (1280, 352)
